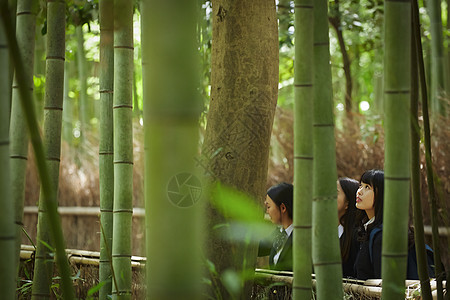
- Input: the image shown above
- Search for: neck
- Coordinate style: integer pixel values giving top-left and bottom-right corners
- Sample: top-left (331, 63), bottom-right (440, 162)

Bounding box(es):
top-left (281, 218), bottom-right (293, 229)
top-left (338, 213), bottom-right (344, 226)
top-left (366, 209), bottom-right (375, 220)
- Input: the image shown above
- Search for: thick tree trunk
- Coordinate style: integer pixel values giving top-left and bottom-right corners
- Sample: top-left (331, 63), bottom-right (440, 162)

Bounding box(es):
top-left (329, 0), bottom-right (352, 116)
top-left (99, 0), bottom-right (114, 298)
top-left (202, 1), bottom-right (278, 298)
top-left (382, 1), bottom-right (411, 299)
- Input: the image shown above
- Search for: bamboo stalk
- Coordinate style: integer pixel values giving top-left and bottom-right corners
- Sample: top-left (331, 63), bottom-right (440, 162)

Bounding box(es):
top-left (293, 0), bottom-right (314, 298)
top-left (411, 3), bottom-right (433, 298)
top-left (414, 1), bottom-right (445, 298)
top-left (0, 14), bottom-right (16, 300)
top-left (98, 0), bottom-right (114, 298)
top-left (312, 0), bottom-right (343, 298)
top-left (0, 2), bottom-right (75, 299)
top-left (382, 1), bottom-right (412, 299)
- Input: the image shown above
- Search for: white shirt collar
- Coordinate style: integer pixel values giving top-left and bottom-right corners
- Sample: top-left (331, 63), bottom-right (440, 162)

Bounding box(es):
top-left (284, 224), bottom-right (294, 237)
top-left (338, 224), bottom-right (344, 238)
top-left (364, 217), bottom-right (375, 231)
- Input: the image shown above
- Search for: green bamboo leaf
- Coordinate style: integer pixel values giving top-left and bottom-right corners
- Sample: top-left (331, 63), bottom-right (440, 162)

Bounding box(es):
top-left (221, 269), bottom-right (242, 298)
top-left (205, 259), bottom-right (218, 276)
top-left (87, 280), bottom-right (109, 296)
top-left (211, 183), bottom-right (263, 222)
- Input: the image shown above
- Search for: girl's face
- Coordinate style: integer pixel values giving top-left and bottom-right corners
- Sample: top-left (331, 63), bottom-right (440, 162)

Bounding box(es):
top-left (337, 181), bottom-right (348, 221)
top-left (264, 195), bottom-right (281, 225)
top-left (356, 182), bottom-right (375, 216)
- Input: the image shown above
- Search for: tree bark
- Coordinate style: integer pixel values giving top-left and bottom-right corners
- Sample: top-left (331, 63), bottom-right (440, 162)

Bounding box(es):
top-left (329, 0), bottom-right (352, 116)
top-left (202, 1), bottom-right (278, 298)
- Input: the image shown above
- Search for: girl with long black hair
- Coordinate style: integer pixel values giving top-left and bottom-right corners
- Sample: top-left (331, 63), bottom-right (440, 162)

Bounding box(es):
top-left (337, 177), bottom-right (360, 277)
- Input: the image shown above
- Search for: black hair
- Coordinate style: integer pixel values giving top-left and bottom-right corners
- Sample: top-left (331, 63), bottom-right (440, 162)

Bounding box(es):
top-left (338, 177), bottom-right (360, 261)
top-left (358, 169), bottom-right (384, 238)
top-left (266, 182), bottom-right (293, 219)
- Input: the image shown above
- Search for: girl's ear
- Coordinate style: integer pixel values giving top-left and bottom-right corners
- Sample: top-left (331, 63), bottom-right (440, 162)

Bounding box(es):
top-left (280, 203), bottom-right (287, 214)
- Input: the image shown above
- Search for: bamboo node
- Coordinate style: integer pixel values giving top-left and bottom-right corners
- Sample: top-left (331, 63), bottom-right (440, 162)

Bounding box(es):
top-left (313, 261), bottom-right (341, 266)
top-left (313, 123), bottom-right (334, 127)
top-left (10, 155), bottom-right (28, 160)
top-left (46, 55), bottom-right (65, 61)
top-left (294, 83), bottom-right (313, 87)
top-left (44, 106), bottom-right (63, 111)
top-left (113, 104), bottom-right (133, 109)
top-left (113, 209), bottom-right (133, 214)
top-left (293, 155), bottom-right (313, 160)
top-left (114, 46), bottom-right (134, 50)
top-left (113, 160), bottom-right (133, 165)
top-left (46, 157), bottom-right (61, 162)
top-left (16, 11), bottom-right (33, 16)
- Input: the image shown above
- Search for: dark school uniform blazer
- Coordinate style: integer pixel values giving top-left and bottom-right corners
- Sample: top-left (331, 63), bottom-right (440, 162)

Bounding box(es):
top-left (354, 229), bottom-right (382, 280)
top-left (258, 230), bottom-right (293, 272)
top-left (340, 230), bottom-right (360, 278)
top-left (269, 233), bottom-right (293, 271)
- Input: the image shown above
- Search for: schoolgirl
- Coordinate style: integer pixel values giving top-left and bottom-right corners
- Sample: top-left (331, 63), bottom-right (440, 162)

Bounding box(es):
top-left (337, 177), bottom-right (360, 278)
top-left (258, 182), bottom-right (294, 271)
top-left (354, 169), bottom-right (385, 280)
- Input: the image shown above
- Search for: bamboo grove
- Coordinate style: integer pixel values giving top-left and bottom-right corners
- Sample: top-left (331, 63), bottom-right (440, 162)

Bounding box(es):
top-left (0, 0), bottom-right (449, 299)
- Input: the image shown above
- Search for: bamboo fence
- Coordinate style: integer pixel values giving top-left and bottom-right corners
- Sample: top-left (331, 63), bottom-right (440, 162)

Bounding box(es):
top-left (254, 268), bottom-right (447, 299)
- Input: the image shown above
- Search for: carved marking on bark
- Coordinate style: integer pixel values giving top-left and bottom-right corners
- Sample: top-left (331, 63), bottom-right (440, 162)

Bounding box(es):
top-left (217, 6), bottom-right (227, 22)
